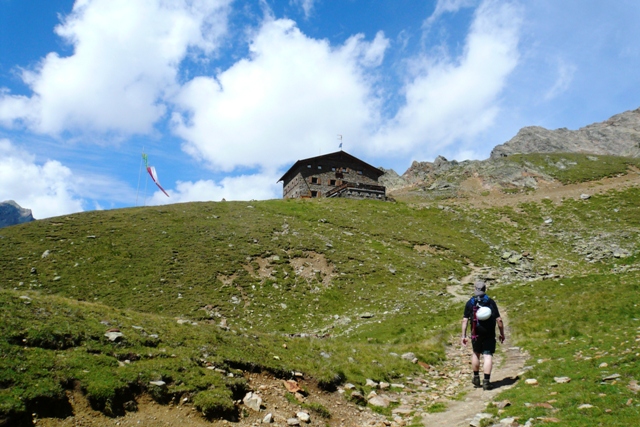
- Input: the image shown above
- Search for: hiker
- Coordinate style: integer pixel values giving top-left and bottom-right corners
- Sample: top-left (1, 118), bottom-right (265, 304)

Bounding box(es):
top-left (461, 281), bottom-right (505, 390)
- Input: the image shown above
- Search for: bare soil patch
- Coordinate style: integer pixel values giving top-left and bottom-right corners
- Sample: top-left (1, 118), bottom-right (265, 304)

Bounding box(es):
top-left (37, 374), bottom-right (378, 427)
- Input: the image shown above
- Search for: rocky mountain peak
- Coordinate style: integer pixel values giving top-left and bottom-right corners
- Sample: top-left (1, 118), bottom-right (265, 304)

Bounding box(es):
top-left (382, 106), bottom-right (640, 197)
top-left (491, 107), bottom-right (640, 159)
top-left (0, 200), bottom-right (35, 228)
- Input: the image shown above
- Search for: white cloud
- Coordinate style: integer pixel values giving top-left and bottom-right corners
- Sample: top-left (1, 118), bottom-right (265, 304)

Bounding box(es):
top-left (172, 18), bottom-right (388, 172)
top-left (0, 0), bottom-right (231, 135)
top-left (372, 0), bottom-right (521, 157)
top-left (291, 0), bottom-right (317, 19)
top-left (145, 172), bottom-right (281, 205)
top-left (424, 0), bottom-right (477, 26)
top-left (0, 139), bottom-right (85, 218)
top-left (543, 58), bottom-right (576, 101)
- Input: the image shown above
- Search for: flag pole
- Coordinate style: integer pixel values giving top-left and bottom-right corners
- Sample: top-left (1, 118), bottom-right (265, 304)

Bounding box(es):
top-left (136, 147), bottom-right (145, 207)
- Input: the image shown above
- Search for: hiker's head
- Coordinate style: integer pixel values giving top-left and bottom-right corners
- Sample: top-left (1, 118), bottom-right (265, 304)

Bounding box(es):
top-left (474, 281), bottom-right (486, 296)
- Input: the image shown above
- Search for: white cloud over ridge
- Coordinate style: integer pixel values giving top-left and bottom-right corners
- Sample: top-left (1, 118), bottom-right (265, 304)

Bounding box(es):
top-left (146, 172), bottom-right (281, 205)
top-left (173, 0), bottom-right (521, 174)
top-left (172, 18), bottom-right (389, 172)
top-left (372, 0), bottom-right (521, 158)
top-left (0, 0), bottom-right (232, 135)
top-left (0, 139), bottom-right (84, 218)
top-left (0, 0), bottom-right (527, 207)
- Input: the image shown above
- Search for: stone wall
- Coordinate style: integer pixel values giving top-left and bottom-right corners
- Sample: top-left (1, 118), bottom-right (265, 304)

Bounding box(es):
top-left (283, 157), bottom-right (383, 199)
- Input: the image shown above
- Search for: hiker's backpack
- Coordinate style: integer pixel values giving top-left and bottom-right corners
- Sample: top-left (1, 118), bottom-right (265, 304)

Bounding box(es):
top-left (471, 295), bottom-right (493, 340)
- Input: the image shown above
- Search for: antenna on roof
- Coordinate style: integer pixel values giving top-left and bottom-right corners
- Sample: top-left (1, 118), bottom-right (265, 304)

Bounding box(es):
top-left (337, 134), bottom-right (343, 151)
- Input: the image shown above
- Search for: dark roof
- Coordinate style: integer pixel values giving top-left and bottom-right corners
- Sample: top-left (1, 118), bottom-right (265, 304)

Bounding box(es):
top-left (278, 150), bottom-right (384, 183)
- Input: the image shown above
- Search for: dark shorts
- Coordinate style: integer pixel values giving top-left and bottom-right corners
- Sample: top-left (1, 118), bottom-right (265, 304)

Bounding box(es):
top-left (472, 337), bottom-right (496, 355)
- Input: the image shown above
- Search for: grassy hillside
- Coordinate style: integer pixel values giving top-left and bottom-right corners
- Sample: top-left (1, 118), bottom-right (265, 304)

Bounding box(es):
top-left (505, 153), bottom-right (640, 184)
top-left (1, 185), bottom-right (639, 426)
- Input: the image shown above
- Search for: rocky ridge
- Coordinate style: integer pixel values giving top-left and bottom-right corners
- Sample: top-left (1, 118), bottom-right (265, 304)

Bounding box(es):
top-left (490, 107), bottom-right (640, 159)
top-left (0, 200), bottom-right (35, 228)
top-left (382, 106), bottom-right (640, 195)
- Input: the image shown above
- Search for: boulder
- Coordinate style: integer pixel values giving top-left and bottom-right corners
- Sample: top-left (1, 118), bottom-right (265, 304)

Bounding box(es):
top-left (243, 392), bottom-right (262, 411)
top-left (368, 395), bottom-right (390, 408)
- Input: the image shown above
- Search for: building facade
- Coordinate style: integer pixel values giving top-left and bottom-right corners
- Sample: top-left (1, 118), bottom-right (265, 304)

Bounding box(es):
top-left (278, 151), bottom-right (386, 200)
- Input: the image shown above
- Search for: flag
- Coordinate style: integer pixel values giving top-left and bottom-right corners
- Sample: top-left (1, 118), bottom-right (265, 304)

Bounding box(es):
top-left (142, 153), bottom-right (169, 197)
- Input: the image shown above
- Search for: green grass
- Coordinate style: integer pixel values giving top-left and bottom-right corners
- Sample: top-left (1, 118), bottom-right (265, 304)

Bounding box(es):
top-left (285, 393), bottom-right (332, 418)
top-left (0, 185), bottom-right (639, 425)
top-left (492, 272), bottom-right (640, 426)
top-left (505, 153), bottom-right (640, 184)
top-left (425, 402), bottom-right (447, 413)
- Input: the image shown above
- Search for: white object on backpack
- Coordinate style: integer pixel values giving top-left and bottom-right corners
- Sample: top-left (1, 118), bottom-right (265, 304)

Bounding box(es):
top-left (476, 306), bottom-right (492, 321)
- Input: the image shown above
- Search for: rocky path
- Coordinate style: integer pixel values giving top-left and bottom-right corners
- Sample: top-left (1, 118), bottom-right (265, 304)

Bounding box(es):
top-left (419, 310), bottom-right (527, 426)
top-left (434, 275), bottom-right (528, 426)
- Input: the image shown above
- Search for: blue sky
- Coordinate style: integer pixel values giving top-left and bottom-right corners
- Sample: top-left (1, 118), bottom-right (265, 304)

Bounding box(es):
top-left (1, 0), bottom-right (639, 218)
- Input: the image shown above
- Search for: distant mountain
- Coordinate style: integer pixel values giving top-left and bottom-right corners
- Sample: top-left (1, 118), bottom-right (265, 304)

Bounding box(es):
top-left (383, 107), bottom-right (640, 196)
top-left (490, 107), bottom-right (640, 159)
top-left (0, 200), bottom-right (35, 228)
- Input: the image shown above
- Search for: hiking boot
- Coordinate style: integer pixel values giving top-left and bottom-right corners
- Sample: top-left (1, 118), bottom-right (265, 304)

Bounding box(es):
top-left (482, 379), bottom-right (492, 391)
top-left (472, 376), bottom-right (481, 388)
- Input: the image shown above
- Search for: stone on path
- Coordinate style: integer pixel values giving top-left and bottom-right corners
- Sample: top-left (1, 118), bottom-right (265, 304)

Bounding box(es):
top-left (296, 411), bottom-right (310, 423)
top-left (284, 380), bottom-right (301, 393)
top-left (243, 392), bottom-right (262, 411)
top-left (368, 395), bottom-right (391, 408)
top-left (392, 405), bottom-right (413, 415)
top-left (401, 352), bottom-right (416, 361)
top-left (602, 373), bottom-right (621, 381)
top-left (494, 400), bottom-right (511, 409)
top-left (365, 379), bottom-right (378, 387)
top-left (105, 331), bottom-right (124, 342)
top-left (349, 391), bottom-right (365, 403)
top-left (469, 413), bottom-right (493, 427)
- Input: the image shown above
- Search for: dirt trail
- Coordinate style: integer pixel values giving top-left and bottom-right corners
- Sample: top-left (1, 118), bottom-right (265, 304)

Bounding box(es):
top-left (422, 277), bottom-right (528, 427)
top-left (420, 309), bottom-right (527, 426)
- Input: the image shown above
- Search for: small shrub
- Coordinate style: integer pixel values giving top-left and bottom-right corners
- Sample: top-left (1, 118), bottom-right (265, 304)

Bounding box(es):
top-left (317, 372), bottom-right (344, 391)
top-left (224, 376), bottom-right (249, 400)
top-left (193, 388), bottom-right (235, 419)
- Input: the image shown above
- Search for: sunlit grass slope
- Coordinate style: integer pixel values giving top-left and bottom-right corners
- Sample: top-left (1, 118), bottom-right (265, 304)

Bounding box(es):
top-left (1, 185), bottom-right (639, 425)
top-left (0, 198), bottom-right (490, 422)
top-left (493, 270), bottom-right (640, 426)
top-left (505, 153), bottom-right (640, 184)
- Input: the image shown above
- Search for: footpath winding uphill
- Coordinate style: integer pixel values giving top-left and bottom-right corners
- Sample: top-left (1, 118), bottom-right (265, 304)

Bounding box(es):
top-left (421, 310), bottom-right (527, 427)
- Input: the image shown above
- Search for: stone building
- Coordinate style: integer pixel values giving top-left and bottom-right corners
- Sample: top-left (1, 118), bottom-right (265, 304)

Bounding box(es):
top-left (278, 151), bottom-right (386, 199)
